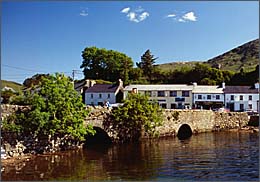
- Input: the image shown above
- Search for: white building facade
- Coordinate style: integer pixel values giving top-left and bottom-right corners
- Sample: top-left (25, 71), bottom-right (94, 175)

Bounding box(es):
top-left (192, 85), bottom-right (224, 109)
top-left (123, 84), bottom-right (194, 109)
top-left (224, 85), bottom-right (259, 112)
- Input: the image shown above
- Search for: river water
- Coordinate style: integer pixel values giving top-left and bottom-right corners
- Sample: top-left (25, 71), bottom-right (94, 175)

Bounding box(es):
top-left (1, 131), bottom-right (259, 181)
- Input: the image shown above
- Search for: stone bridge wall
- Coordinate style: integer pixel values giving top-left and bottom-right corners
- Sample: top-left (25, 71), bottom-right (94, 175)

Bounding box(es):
top-left (1, 105), bottom-right (249, 141)
top-left (83, 107), bottom-right (249, 139)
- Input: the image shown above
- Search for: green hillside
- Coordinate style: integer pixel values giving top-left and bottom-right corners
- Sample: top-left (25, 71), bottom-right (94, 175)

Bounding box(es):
top-left (155, 61), bottom-right (200, 72)
top-left (156, 39), bottom-right (259, 73)
top-left (1, 80), bottom-right (22, 92)
top-left (206, 39), bottom-right (259, 72)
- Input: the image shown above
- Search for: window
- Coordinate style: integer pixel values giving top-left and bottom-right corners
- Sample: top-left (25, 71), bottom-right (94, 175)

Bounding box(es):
top-left (175, 97), bottom-right (185, 102)
top-left (216, 95), bottom-right (220, 100)
top-left (99, 94), bottom-right (102, 98)
top-left (158, 91), bottom-right (165, 97)
top-left (198, 95), bottom-right (202, 100)
top-left (145, 91), bottom-right (152, 97)
top-left (91, 94), bottom-right (93, 99)
top-left (249, 95), bottom-right (252, 100)
top-left (240, 95), bottom-right (243, 101)
top-left (207, 95), bottom-right (211, 100)
top-left (160, 103), bottom-right (167, 109)
top-left (231, 95), bottom-right (234, 100)
top-left (171, 103), bottom-right (177, 109)
top-left (240, 104), bottom-right (244, 111)
top-left (248, 104), bottom-right (252, 110)
top-left (107, 94), bottom-right (110, 98)
top-left (170, 91), bottom-right (177, 97)
top-left (182, 91), bottom-right (189, 97)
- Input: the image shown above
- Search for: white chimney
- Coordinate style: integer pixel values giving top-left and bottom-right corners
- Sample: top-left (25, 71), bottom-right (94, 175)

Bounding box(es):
top-left (222, 82), bottom-right (225, 89)
top-left (90, 80), bottom-right (96, 87)
top-left (118, 79), bottom-right (123, 87)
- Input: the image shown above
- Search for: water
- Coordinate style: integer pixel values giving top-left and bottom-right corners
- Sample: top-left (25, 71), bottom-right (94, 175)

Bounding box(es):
top-left (1, 131), bottom-right (259, 181)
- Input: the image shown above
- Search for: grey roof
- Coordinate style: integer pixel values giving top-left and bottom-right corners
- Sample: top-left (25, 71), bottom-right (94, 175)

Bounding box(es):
top-left (86, 84), bottom-right (119, 93)
top-left (224, 86), bottom-right (258, 94)
top-left (192, 85), bottom-right (223, 94)
top-left (124, 84), bottom-right (193, 91)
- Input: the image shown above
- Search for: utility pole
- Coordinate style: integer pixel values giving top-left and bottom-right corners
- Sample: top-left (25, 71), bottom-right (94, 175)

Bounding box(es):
top-left (72, 70), bottom-right (83, 81)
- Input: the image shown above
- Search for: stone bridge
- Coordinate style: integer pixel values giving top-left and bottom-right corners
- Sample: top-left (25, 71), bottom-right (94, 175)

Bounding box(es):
top-left (84, 107), bottom-right (249, 141)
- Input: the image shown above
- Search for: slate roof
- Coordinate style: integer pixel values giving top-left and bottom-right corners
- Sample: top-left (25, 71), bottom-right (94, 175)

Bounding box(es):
top-left (85, 84), bottom-right (119, 93)
top-left (192, 85), bottom-right (223, 94)
top-left (124, 84), bottom-right (193, 91)
top-left (224, 86), bottom-right (259, 94)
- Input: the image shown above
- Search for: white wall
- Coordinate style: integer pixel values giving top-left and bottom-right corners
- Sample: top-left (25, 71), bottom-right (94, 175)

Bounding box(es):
top-left (193, 93), bottom-right (224, 103)
top-left (85, 92), bottom-right (116, 106)
top-left (225, 93), bottom-right (259, 111)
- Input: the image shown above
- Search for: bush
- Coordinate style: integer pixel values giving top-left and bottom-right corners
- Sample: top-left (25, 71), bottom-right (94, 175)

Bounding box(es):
top-left (111, 93), bottom-right (163, 142)
top-left (3, 73), bottom-right (95, 141)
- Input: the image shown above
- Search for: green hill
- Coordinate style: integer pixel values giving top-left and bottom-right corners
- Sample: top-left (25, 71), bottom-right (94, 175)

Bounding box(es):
top-left (156, 39), bottom-right (259, 73)
top-left (206, 39), bottom-right (259, 72)
top-left (1, 80), bottom-right (22, 92)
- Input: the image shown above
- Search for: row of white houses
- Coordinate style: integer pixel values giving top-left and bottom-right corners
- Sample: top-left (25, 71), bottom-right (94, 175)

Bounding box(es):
top-left (76, 79), bottom-right (259, 112)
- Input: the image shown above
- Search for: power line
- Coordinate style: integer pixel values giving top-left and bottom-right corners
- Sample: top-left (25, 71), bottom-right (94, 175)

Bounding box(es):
top-left (2, 64), bottom-right (46, 72)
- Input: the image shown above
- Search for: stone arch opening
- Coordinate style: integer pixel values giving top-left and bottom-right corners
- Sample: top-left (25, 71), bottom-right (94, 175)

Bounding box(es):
top-left (177, 124), bottom-right (192, 140)
top-left (84, 127), bottom-right (112, 146)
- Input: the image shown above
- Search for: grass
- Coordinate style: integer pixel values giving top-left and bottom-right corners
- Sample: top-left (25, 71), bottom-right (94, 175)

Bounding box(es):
top-left (1, 80), bottom-right (23, 92)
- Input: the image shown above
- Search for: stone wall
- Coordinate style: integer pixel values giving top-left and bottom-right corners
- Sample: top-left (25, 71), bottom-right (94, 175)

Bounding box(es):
top-left (157, 109), bottom-right (249, 137)
top-left (1, 104), bottom-right (250, 156)
top-left (1, 104), bottom-right (84, 158)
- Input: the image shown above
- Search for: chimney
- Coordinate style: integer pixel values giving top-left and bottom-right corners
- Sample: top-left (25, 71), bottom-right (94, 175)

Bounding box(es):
top-left (254, 82), bottom-right (259, 89)
top-left (90, 80), bottom-right (96, 87)
top-left (222, 82), bottom-right (225, 89)
top-left (193, 82), bottom-right (197, 87)
top-left (118, 79), bottom-right (123, 87)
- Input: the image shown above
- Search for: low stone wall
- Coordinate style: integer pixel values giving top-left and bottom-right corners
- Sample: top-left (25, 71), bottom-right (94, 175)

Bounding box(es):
top-left (1, 104), bottom-right (84, 158)
top-left (1, 104), bottom-right (250, 156)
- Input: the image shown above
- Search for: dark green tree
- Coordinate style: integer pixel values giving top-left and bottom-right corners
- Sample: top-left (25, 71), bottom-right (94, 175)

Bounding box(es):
top-left (108, 93), bottom-right (163, 143)
top-left (137, 49), bottom-right (158, 82)
top-left (80, 47), bottom-right (133, 83)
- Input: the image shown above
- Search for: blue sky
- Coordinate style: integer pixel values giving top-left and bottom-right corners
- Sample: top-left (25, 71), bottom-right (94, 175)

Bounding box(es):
top-left (1, 1), bottom-right (259, 83)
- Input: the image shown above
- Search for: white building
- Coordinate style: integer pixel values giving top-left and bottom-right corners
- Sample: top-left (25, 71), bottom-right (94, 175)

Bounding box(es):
top-left (224, 84), bottom-right (259, 112)
top-left (192, 84), bottom-right (224, 109)
top-left (85, 80), bottom-right (123, 106)
top-left (123, 84), bottom-right (194, 109)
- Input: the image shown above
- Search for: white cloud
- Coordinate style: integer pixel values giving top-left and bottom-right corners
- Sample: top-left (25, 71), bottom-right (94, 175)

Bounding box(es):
top-left (139, 12), bottom-right (149, 21)
top-left (127, 12), bottom-right (139, 22)
top-left (182, 12), bottom-right (197, 21)
top-left (121, 6), bottom-right (150, 23)
top-left (166, 14), bottom-right (176, 18)
top-left (121, 7), bottom-right (130, 14)
top-left (178, 18), bottom-right (185, 22)
top-left (80, 10), bottom-right (88, 16)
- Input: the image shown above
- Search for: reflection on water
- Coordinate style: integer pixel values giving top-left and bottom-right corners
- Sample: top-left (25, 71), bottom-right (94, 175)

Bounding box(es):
top-left (1, 131), bottom-right (259, 181)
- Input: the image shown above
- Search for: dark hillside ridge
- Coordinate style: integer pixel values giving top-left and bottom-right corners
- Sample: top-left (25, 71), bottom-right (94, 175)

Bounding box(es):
top-left (206, 39), bottom-right (259, 72)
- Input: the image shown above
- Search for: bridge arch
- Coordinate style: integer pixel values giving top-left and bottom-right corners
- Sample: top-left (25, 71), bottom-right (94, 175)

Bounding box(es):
top-left (85, 126), bottom-right (112, 146)
top-left (177, 124), bottom-right (193, 140)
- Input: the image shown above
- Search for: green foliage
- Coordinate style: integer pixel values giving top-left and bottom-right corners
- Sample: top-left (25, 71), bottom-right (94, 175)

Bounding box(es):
top-left (111, 93), bottom-right (163, 143)
top-left (23, 74), bottom-right (51, 88)
top-left (4, 73), bottom-right (95, 141)
top-left (137, 49), bottom-right (158, 82)
top-left (1, 90), bottom-right (18, 103)
top-left (80, 47), bottom-right (134, 84)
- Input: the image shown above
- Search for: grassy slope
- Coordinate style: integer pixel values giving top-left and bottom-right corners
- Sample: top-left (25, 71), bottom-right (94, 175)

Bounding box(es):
top-left (156, 39), bottom-right (259, 73)
top-left (1, 80), bottom-right (22, 91)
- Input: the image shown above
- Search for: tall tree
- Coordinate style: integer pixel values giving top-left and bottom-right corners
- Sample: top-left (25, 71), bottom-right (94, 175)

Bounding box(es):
top-left (80, 47), bottom-right (133, 83)
top-left (137, 49), bottom-right (158, 82)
